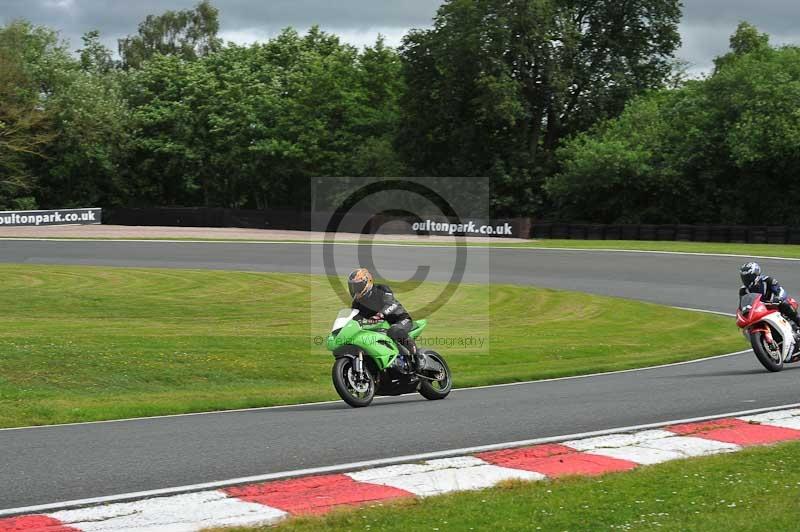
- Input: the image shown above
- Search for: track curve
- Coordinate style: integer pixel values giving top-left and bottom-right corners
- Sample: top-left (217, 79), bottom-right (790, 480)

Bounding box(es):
top-left (1, 239), bottom-right (798, 510)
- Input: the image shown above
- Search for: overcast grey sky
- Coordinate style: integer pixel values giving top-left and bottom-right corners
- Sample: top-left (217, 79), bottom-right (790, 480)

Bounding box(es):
top-left (1, 0), bottom-right (799, 76)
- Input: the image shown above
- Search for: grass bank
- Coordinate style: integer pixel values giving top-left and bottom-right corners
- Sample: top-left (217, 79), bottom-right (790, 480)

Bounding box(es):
top-left (0, 265), bottom-right (742, 428)
top-left (225, 441), bottom-right (800, 531)
top-left (487, 239), bottom-right (800, 258)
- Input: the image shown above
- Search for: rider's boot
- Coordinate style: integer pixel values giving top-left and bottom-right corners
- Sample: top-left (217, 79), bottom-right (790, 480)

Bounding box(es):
top-left (789, 314), bottom-right (800, 342)
top-left (396, 343), bottom-right (415, 375)
top-left (398, 340), bottom-right (420, 372)
top-left (406, 338), bottom-right (420, 370)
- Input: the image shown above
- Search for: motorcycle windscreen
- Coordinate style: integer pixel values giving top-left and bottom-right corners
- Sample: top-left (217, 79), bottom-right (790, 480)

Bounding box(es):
top-left (331, 308), bottom-right (359, 332)
top-left (740, 293), bottom-right (761, 315)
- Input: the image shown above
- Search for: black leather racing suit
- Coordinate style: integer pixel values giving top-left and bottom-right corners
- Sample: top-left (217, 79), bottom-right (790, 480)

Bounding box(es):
top-left (352, 284), bottom-right (417, 354)
top-left (740, 276), bottom-right (800, 326)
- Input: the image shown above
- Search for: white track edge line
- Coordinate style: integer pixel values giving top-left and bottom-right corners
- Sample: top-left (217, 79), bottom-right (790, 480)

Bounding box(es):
top-left (454, 350), bottom-right (749, 392)
top-left (0, 349), bottom-right (751, 433)
top-left (2, 401), bottom-right (798, 518)
top-left (671, 306), bottom-right (736, 317)
top-left (1, 237), bottom-right (800, 262)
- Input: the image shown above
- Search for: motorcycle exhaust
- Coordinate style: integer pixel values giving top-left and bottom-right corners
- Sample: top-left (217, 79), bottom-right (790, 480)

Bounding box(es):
top-left (415, 352), bottom-right (445, 374)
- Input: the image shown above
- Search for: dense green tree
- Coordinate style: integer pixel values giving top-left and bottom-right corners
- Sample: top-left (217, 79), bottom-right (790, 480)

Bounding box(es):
top-left (118, 0), bottom-right (222, 69)
top-left (78, 30), bottom-right (115, 73)
top-left (0, 22), bottom-right (68, 209)
top-left (21, 1), bottom-right (795, 225)
top-left (35, 66), bottom-right (130, 208)
top-left (545, 88), bottom-right (700, 223)
top-left (350, 37), bottom-right (406, 177)
top-left (123, 55), bottom-right (206, 205)
top-left (714, 22), bottom-right (771, 71)
top-left (0, 22), bottom-right (129, 209)
top-left (123, 27), bottom-right (404, 209)
top-left (0, 46), bottom-right (52, 209)
top-left (399, 0), bottom-right (682, 216)
top-left (728, 21), bottom-right (770, 57)
top-left (548, 24), bottom-right (800, 225)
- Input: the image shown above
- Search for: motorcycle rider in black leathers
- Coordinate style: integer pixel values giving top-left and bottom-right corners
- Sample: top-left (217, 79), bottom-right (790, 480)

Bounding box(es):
top-left (740, 262), bottom-right (800, 327)
top-left (348, 268), bottom-right (418, 367)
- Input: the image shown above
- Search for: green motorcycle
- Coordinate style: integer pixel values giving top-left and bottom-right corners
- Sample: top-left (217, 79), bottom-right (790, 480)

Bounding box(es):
top-left (326, 309), bottom-right (452, 407)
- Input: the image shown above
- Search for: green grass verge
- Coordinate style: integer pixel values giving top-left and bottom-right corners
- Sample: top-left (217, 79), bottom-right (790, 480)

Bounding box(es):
top-left (218, 441), bottom-right (800, 532)
top-left (360, 239), bottom-right (799, 259)
top-left (0, 264), bottom-right (742, 428)
top-left (487, 239), bottom-right (800, 258)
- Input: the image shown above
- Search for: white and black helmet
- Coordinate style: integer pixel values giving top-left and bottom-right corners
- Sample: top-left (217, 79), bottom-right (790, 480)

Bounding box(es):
top-left (740, 262), bottom-right (762, 287)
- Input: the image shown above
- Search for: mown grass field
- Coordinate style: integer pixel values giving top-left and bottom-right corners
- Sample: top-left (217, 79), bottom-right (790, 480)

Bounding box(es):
top-left (220, 441), bottom-right (800, 532)
top-left (0, 264), bottom-right (743, 428)
top-left (491, 239), bottom-right (800, 258)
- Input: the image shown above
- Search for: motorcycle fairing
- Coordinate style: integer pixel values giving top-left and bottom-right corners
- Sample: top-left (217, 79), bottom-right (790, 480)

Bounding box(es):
top-left (757, 312), bottom-right (796, 362)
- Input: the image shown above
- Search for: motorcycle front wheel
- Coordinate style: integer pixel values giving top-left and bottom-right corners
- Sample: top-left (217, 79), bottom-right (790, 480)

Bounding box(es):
top-left (332, 357), bottom-right (375, 407)
top-left (750, 331), bottom-right (784, 372)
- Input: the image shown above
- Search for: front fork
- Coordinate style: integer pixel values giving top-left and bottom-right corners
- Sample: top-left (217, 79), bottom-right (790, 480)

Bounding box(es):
top-left (748, 324), bottom-right (782, 356)
top-left (749, 324), bottom-right (775, 345)
top-left (354, 353), bottom-right (365, 376)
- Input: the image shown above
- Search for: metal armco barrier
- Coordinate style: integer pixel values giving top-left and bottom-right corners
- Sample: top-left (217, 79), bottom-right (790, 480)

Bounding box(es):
top-left (102, 207), bottom-right (800, 243)
top-left (530, 223), bottom-right (800, 244)
top-left (105, 207), bottom-right (273, 229)
top-left (104, 207), bottom-right (374, 233)
top-left (105, 208), bottom-right (529, 238)
top-left (0, 208), bottom-right (101, 227)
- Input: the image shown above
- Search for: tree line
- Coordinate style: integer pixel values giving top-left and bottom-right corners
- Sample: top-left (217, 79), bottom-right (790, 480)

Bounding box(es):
top-left (1, 1), bottom-right (797, 224)
top-left (549, 22), bottom-right (800, 225)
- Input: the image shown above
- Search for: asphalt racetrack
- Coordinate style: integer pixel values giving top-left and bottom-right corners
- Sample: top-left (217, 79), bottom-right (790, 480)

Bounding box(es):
top-left (2, 239), bottom-right (799, 511)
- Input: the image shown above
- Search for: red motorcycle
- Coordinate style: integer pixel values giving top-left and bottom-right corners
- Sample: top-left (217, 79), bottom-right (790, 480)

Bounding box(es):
top-left (736, 293), bottom-right (800, 372)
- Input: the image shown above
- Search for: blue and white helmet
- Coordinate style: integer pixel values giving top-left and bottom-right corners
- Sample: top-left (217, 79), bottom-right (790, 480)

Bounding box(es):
top-left (740, 262), bottom-right (762, 287)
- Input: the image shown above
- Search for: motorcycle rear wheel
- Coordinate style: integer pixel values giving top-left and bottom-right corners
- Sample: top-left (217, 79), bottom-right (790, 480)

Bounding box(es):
top-left (332, 357), bottom-right (375, 407)
top-left (750, 331), bottom-right (784, 372)
top-left (418, 351), bottom-right (452, 400)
